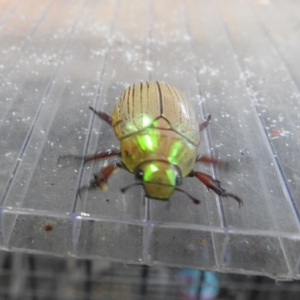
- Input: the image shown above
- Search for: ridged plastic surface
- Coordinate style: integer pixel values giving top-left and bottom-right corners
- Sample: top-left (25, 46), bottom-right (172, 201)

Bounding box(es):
top-left (0, 0), bottom-right (300, 280)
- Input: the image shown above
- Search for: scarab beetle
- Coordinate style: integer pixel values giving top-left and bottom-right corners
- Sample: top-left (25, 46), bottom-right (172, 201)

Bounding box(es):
top-left (63, 81), bottom-right (242, 206)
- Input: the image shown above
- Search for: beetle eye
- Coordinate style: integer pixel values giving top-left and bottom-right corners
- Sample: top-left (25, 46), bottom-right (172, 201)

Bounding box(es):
top-left (135, 170), bottom-right (144, 180)
top-left (176, 176), bottom-right (182, 186)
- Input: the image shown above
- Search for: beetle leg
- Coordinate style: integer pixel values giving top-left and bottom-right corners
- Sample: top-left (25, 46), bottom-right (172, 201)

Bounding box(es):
top-left (77, 162), bottom-right (124, 199)
top-left (91, 162), bottom-right (123, 190)
top-left (196, 155), bottom-right (227, 168)
top-left (199, 114), bottom-right (211, 131)
top-left (189, 170), bottom-right (243, 207)
top-left (89, 106), bottom-right (112, 126)
top-left (83, 149), bottom-right (121, 164)
top-left (58, 149), bottom-right (121, 167)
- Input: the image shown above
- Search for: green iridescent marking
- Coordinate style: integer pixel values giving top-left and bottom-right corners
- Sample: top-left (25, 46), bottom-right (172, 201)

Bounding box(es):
top-left (166, 169), bottom-right (176, 186)
top-left (137, 129), bottom-right (159, 151)
top-left (143, 163), bottom-right (176, 186)
top-left (124, 115), bottom-right (152, 133)
top-left (142, 115), bottom-right (152, 127)
top-left (125, 122), bottom-right (135, 131)
top-left (143, 163), bottom-right (159, 182)
top-left (168, 140), bottom-right (183, 165)
top-left (137, 135), bottom-right (153, 151)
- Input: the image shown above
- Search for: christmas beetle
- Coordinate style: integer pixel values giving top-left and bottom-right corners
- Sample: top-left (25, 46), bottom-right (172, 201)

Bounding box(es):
top-left (62, 81), bottom-right (242, 206)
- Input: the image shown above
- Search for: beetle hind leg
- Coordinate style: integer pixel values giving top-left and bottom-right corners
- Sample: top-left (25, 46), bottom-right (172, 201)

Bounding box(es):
top-left (89, 106), bottom-right (113, 126)
top-left (189, 170), bottom-right (243, 207)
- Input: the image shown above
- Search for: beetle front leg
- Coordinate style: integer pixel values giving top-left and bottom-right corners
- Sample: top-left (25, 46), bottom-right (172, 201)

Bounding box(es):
top-left (89, 106), bottom-right (112, 126)
top-left (90, 162), bottom-right (123, 191)
top-left (77, 161), bottom-right (124, 199)
top-left (189, 170), bottom-right (243, 207)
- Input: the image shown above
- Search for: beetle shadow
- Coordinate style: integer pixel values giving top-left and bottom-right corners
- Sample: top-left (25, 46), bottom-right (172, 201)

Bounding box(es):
top-left (57, 154), bottom-right (84, 170)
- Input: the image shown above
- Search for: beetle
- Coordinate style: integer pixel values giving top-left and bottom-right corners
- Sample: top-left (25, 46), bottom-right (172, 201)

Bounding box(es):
top-left (63, 81), bottom-right (242, 206)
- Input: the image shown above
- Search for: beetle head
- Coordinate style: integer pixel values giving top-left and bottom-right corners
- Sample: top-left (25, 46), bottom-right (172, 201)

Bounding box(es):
top-left (135, 161), bottom-right (181, 200)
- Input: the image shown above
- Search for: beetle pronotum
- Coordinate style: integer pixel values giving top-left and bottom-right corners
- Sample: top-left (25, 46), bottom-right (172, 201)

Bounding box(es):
top-left (62, 81), bottom-right (242, 206)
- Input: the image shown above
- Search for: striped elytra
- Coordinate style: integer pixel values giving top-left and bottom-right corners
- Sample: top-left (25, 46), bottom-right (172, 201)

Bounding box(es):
top-left (112, 81), bottom-right (200, 146)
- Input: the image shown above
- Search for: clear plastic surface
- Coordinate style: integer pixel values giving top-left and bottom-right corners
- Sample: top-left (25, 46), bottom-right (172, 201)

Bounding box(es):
top-left (1, 0), bottom-right (300, 280)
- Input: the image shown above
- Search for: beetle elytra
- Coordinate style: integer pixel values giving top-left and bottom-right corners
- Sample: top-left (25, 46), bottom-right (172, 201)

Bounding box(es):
top-left (62, 81), bottom-right (242, 206)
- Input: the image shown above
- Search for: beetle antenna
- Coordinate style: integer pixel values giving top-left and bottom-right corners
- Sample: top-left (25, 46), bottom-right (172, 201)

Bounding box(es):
top-left (175, 188), bottom-right (201, 205)
top-left (120, 183), bottom-right (143, 194)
